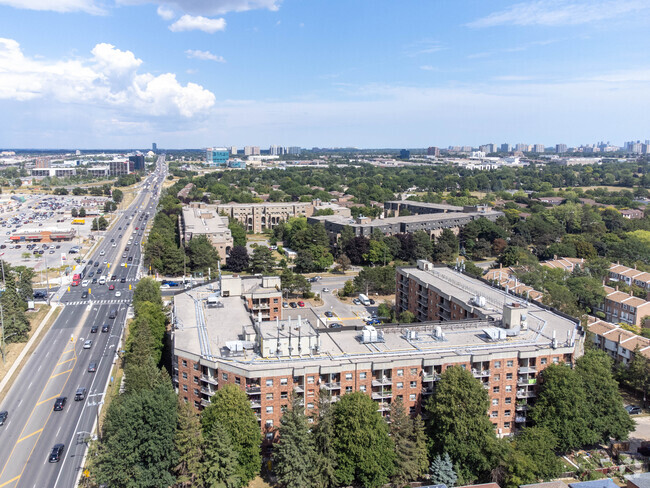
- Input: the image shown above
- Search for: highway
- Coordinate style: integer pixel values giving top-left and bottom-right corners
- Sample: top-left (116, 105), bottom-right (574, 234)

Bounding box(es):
top-left (0, 156), bottom-right (167, 488)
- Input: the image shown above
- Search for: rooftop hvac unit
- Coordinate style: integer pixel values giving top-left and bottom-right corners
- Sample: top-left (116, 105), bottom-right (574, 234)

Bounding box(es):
top-left (472, 295), bottom-right (486, 307)
top-left (361, 325), bottom-right (384, 344)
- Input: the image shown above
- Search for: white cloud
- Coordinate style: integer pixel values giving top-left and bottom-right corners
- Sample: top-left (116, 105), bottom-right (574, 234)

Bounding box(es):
top-left (467, 0), bottom-right (650, 28)
top-left (0, 38), bottom-right (215, 118)
top-left (406, 39), bottom-right (445, 57)
top-left (0, 0), bottom-right (106, 14)
top-left (420, 65), bottom-right (436, 71)
top-left (118, 0), bottom-right (280, 15)
top-left (157, 4), bottom-right (175, 19)
top-left (169, 14), bottom-right (226, 33)
top-left (185, 49), bottom-right (226, 62)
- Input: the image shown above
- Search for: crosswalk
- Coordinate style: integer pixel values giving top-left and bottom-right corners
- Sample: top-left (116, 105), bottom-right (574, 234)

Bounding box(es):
top-left (64, 299), bottom-right (130, 306)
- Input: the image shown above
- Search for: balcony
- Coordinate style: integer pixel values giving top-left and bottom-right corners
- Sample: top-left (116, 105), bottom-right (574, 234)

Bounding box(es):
top-left (438, 302), bottom-right (451, 313)
top-left (201, 374), bottom-right (218, 385)
top-left (472, 369), bottom-right (491, 378)
top-left (250, 400), bottom-right (262, 409)
top-left (371, 391), bottom-right (393, 400)
top-left (172, 374), bottom-right (179, 384)
top-left (516, 390), bottom-right (536, 399)
top-left (294, 385), bottom-right (304, 393)
top-left (422, 387), bottom-right (434, 396)
top-left (323, 382), bottom-right (341, 390)
top-left (376, 402), bottom-right (391, 412)
top-left (517, 378), bottom-right (537, 387)
top-left (200, 398), bottom-right (211, 407)
top-left (515, 403), bottom-right (529, 412)
top-left (246, 385), bottom-right (262, 394)
top-left (201, 386), bottom-right (216, 396)
top-left (422, 373), bottom-right (441, 382)
top-left (250, 303), bottom-right (270, 310)
top-left (518, 366), bottom-right (537, 374)
top-left (515, 416), bottom-right (527, 423)
top-left (372, 377), bottom-right (392, 387)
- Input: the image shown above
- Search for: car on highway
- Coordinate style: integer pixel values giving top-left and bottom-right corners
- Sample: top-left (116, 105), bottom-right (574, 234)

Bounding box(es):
top-left (83, 340), bottom-right (92, 349)
top-left (0, 411), bottom-right (7, 426)
top-left (88, 361), bottom-right (97, 372)
top-left (81, 279), bottom-right (89, 286)
top-left (120, 277), bottom-right (126, 283)
top-left (111, 275), bottom-right (117, 280)
top-left (93, 262), bottom-right (99, 267)
top-left (128, 256), bottom-right (133, 262)
top-left (71, 280), bottom-right (79, 287)
top-left (88, 271), bottom-right (94, 278)
top-left (75, 388), bottom-right (87, 401)
top-left (91, 278), bottom-right (97, 284)
top-left (112, 243), bottom-right (116, 247)
top-left (101, 324), bottom-right (110, 333)
top-left (49, 444), bottom-right (65, 463)
top-left (115, 291), bottom-right (122, 297)
top-left (90, 325), bottom-right (98, 333)
top-left (100, 250), bottom-right (105, 256)
top-left (53, 397), bottom-right (67, 411)
top-left (108, 284), bottom-right (115, 291)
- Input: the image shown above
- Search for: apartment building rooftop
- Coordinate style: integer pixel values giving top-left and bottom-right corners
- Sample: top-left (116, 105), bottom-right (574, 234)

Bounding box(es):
top-left (181, 204), bottom-right (230, 236)
top-left (609, 263), bottom-right (650, 287)
top-left (384, 200), bottom-right (464, 212)
top-left (483, 267), bottom-right (544, 301)
top-left (587, 318), bottom-right (650, 359)
top-left (603, 285), bottom-right (648, 307)
top-left (541, 256), bottom-right (585, 272)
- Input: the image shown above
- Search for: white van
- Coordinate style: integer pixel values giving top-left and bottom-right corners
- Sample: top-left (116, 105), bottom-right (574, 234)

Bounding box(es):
top-left (98, 276), bottom-right (106, 285)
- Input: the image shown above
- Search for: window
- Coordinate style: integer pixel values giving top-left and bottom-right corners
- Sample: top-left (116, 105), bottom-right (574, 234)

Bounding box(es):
top-left (182, 359), bottom-right (187, 367)
top-left (504, 422), bottom-right (511, 429)
top-left (281, 405), bottom-right (288, 412)
top-left (194, 389), bottom-right (199, 396)
top-left (194, 400), bottom-right (200, 408)
top-left (411, 368), bottom-right (418, 375)
top-left (345, 373), bottom-right (353, 380)
top-left (493, 386), bottom-right (500, 393)
top-left (359, 372), bottom-right (367, 379)
top-left (193, 363), bottom-right (199, 370)
top-left (506, 373), bottom-right (512, 380)
top-left (266, 379), bottom-right (273, 387)
top-left (540, 358), bottom-right (547, 365)
top-left (222, 373), bottom-right (228, 381)
top-left (307, 376), bottom-right (315, 384)
top-left (491, 411), bottom-right (498, 418)
top-left (397, 369), bottom-right (404, 377)
top-left (182, 372), bottom-right (188, 379)
top-left (410, 381), bottom-right (417, 388)
top-left (505, 385), bottom-right (512, 392)
top-left (409, 394), bottom-right (416, 401)
top-left (193, 376), bottom-right (199, 384)
top-left (280, 378), bottom-right (288, 385)
top-left (266, 393), bottom-right (273, 400)
top-left (346, 386), bottom-right (352, 393)
top-left (397, 382), bottom-right (404, 389)
top-left (273, 298), bottom-right (278, 303)
top-left (308, 389), bottom-right (315, 397)
top-left (265, 420), bottom-right (273, 428)
top-left (280, 392), bottom-right (288, 399)
top-left (505, 410), bottom-right (511, 417)
top-left (182, 385), bottom-right (188, 392)
top-left (553, 357), bottom-right (559, 364)
top-left (266, 433), bottom-right (274, 441)
top-left (235, 377), bottom-right (241, 385)
top-left (492, 398), bottom-right (499, 406)
top-left (360, 385), bottom-right (366, 392)
top-left (184, 397), bottom-right (188, 403)
top-left (505, 397), bottom-right (512, 404)
top-left (307, 403), bottom-right (314, 409)
top-left (507, 360), bottom-right (514, 367)
top-left (266, 406), bottom-right (274, 414)
top-left (494, 361), bottom-right (501, 368)
top-left (493, 374), bottom-right (500, 381)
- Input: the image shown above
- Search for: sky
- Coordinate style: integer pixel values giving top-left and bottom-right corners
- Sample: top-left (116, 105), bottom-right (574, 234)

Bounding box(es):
top-left (0, 0), bottom-right (649, 149)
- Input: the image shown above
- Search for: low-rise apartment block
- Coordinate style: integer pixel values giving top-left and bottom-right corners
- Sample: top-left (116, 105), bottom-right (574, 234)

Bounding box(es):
top-left (180, 203), bottom-right (233, 260)
top-left (172, 263), bottom-right (582, 442)
top-left (609, 263), bottom-right (650, 298)
top-left (587, 318), bottom-right (650, 365)
top-left (593, 285), bottom-right (650, 328)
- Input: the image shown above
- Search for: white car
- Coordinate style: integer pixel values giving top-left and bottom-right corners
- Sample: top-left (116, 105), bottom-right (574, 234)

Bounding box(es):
top-left (115, 291), bottom-right (122, 297)
top-left (83, 340), bottom-right (92, 349)
top-left (112, 243), bottom-right (116, 247)
top-left (81, 280), bottom-right (89, 287)
top-left (100, 250), bottom-right (105, 256)
top-left (322, 288), bottom-right (330, 293)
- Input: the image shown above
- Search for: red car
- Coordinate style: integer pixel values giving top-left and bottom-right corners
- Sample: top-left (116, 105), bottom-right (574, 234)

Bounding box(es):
top-left (108, 284), bottom-right (115, 290)
top-left (71, 280), bottom-right (79, 287)
top-left (298, 301), bottom-right (305, 307)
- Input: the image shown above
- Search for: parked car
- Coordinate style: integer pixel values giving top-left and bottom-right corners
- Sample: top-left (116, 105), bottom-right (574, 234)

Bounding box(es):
top-left (298, 301), bottom-right (305, 307)
top-left (330, 323), bottom-right (343, 329)
top-left (289, 302), bottom-right (297, 308)
top-left (324, 311), bottom-right (334, 318)
top-left (626, 405), bottom-right (642, 415)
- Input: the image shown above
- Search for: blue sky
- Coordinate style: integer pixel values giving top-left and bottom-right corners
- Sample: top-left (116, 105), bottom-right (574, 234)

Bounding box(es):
top-left (0, 0), bottom-right (649, 149)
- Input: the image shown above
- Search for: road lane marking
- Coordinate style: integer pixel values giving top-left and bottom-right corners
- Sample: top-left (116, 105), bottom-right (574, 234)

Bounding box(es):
top-left (16, 429), bottom-right (43, 443)
top-left (56, 357), bottom-right (74, 366)
top-left (35, 394), bottom-right (60, 407)
top-left (50, 368), bottom-right (73, 379)
top-left (0, 475), bottom-right (20, 487)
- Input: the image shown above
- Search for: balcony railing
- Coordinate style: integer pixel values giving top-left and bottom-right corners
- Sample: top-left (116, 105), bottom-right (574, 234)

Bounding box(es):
top-left (372, 378), bottom-right (393, 387)
top-left (294, 385), bottom-right (304, 393)
top-left (515, 403), bottom-right (529, 412)
top-left (517, 378), bottom-right (537, 387)
top-left (246, 386), bottom-right (261, 394)
top-left (376, 402), bottom-right (391, 412)
top-left (422, 387), bottom-right (434, 396)
top-left (422, 373), bottom-right (441, 382)
top-left (472, 369), bottom-right (491, 377)
top-left (371, 391), bottom-right (393, 400)
top-left (518, 366), bottom-right (537, 374)
top-left (323, 382), bottom-right (341, 390)
top-left (515, 416), bottom-right (527, 423)
top-left (250, 400), bottom-right (262, 409)
top-left (201, 387), bottom-right (216, 396)
top-left (201, 375), bottom-right (218, 385)
top-left (516, 390), bottom-right (536, 399)
top-left (200, 398), bottom-right (211, 407)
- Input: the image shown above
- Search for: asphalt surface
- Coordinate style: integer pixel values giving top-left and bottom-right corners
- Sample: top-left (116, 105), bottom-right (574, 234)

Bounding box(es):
top-left (0, 156), bottom-right (167, 488)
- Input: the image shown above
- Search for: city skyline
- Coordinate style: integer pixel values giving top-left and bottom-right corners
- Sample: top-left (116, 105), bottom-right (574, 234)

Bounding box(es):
top-left (1, 1), bottom-right (649, 148)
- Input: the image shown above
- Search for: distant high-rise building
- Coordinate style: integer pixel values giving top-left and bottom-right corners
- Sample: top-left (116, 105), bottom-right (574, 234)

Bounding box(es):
top-left (230, 146), bottom-right (238, 155)
top-left (287, 147), bottom-right (301, 155)
top-left (129, 154), bottom-right (145, 171)
top-left (35, 158), bottom-right (49, 168)
top-left (427, 146), bottom-right (440, 157)
top-left (515, 143), bottom-right (530, 152)
top-left (269, 145), bottom-right (284, 156)
top-left (533, 144), bottom-right (545, 153)
top-left (206, 147), bottom-right (230, 167)
top-left (400, 149), bottom-right (410, 160)
top-left (500, 143), bottom-right (511, 152)
top-left (244, 146), bottom-right (260, 156)
top-left (152, 143), bottom-right (157, 152)
top-left (556, 144), bottom-right (567, 154)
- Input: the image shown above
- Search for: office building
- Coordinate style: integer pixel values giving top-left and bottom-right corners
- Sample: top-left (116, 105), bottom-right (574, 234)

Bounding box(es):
top-left (287, 147), bottom-right (301, 155)
top-left (31, 167), bottom-right (77, 178)
top-left (500, 143), bottom-right (511, 152)
top-left (173, 263), bottom-right (582, 441)
top-left (129, 154), bottom-right (145, 171)
top-left (230, 146), bottom-right (238, 156)
top-left (152, 143), bottom-right (157, 152)
top-left (180, 203), bottom-right (234, 261)
top-left (555, 144), bottom-right (567, 154)
top-left (109, 159), bottom-right (134, 175)
top-left (206, 147), bottom-right (230, 167)
top-left (400, 149), bottom-right (410, 160)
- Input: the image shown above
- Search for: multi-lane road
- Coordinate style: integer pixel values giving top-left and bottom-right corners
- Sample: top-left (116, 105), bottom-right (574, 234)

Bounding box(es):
top-left (0, 156), bottom-right (167, 488)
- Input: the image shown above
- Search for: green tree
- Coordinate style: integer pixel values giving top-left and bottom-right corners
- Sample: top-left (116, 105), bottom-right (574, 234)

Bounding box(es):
top-left (513, 427), bottom-right (563, 481)
top-left (332, 392), bottom-right (395, 488)
top-left (226, 245), bottom-right (249, 272)
top-left (249, 246), bottom-right (276, 274)
top-left (187, 235), bottom-right (220, 275)
top-left (0, 272), bottom-right (30, 344)
top-left (273, 396), bottom-right (317, 488)
top-left (433, 229), bottom-right (459, 261)
top-left (228, 219), bottom-right (247, 247)
top-left (576, 350), bottom-right (635, 442)
top-left (202, 421), bottom-right (241, 488)
top-left (426, 366), bottom-right (498, 483)
top-left (413, 415), bottom-right (429, 477)
top-left (312, 391), bottom-right (337, 488)
top-left (78, 207), bottom-right (86, 217)
top-left (112, 188), bottom-right (124, 203)
top-left (341, 280), bottom-right (356, 297)
top-left (377, 301), bottom-right (393, 321)
top-left (390, 397), bottom-right (427, 485)
top-left (625, 347), bottom-right (650, 404)
top-left (429, 452), bottom-right (457, 487)
top-left (173, 400), bottom-right (204, 487)
top-left (201, 384), bottom-right (262, 484)
top-left (530, 363), bottom-right (597, 452)
top-left (133, 277), bottom-right (163, 310)
top-left (71, 207), bottom-right (78, 218)
top-left (398, 310), bottom-right (415, 323)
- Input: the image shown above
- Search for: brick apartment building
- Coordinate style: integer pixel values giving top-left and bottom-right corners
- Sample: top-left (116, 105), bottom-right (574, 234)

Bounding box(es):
top-left (180, 203), bottom-right (233, 261)
top-left (173, 264), bottom-right (582, 443)
top-left (593, 285), bottom-right (650, 328)
top-left (588, 318), bottom-right (650, 365)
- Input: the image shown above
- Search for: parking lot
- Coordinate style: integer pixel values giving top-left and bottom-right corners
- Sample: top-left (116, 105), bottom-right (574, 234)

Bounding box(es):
top-left (0, 193), bottom-right (109, 273)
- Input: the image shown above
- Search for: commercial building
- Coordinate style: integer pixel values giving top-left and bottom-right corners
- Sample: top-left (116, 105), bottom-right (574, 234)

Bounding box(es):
top-left (152, 143), bottom-right (157, 152)
top-left (9, 228), bottom-right (75, 243)
top-left (532, 144), bottom-right (545, 153)
top-left (31, 167), bottom-right (77, 178)
top-left (180, 203), bottom-right (233, 260)
top-left (206, 147), bottom-right (230, 167)
top-left (86, 166), bottom-right (110, 177)
top-left (310, 205), bottom-right (503, 240)
top-left (109, 159), bottom-right (134, 175)
top-left (129, 154), bottom-right (145, 171)
top-left (244, 146), bottom-right (261, 156)
top-left (172, 262), bottom-right (582, 442)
